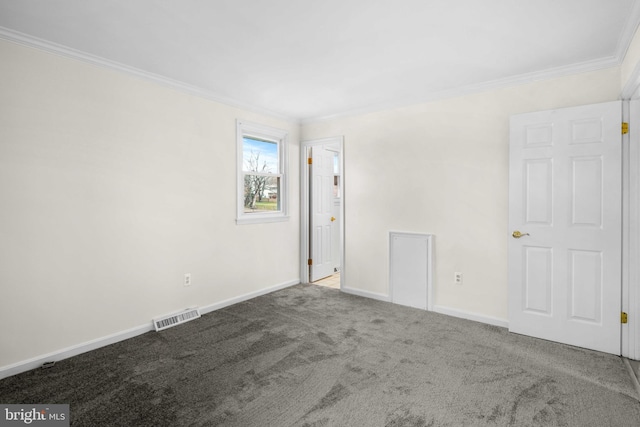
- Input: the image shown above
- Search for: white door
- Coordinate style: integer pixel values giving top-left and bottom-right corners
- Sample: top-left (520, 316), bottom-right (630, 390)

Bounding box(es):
top-left (310, 145), bottom-right (336, 282)
top-left (508, 101), bottom-right (622, 355)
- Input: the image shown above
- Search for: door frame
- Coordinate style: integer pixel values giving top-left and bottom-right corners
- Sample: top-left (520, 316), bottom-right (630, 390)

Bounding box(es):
top-left (621, 71), bottom-right (640, 360)
top-left (300, 136), bottom-right (345, 287)
top-left (622, 99), bottom-right (640, 360)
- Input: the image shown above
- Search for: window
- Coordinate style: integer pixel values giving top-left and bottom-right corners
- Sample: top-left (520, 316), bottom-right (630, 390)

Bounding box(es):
top-left (236, 120), bottom-right (288, 224)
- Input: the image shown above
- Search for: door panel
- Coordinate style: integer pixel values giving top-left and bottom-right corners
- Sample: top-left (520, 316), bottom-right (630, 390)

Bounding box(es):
top-left (523, 246), bottom-right (553, 315)
top-left (509, 101), bottom-right (622, 355)
top-left (525, 159), bottom-right (553, 224)
top-left (571, 156), bottom-right (602, 226)
top-left (568, 249), bottom-right (602, 322)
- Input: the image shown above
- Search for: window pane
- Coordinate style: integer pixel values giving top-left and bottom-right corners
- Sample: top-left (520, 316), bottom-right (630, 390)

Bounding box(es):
top-left (244, 174), bottom-right (280, 213)
top-left (243, 137), bottom-right (279, 173)
top-left (236, 120), bottom-right (288, 223)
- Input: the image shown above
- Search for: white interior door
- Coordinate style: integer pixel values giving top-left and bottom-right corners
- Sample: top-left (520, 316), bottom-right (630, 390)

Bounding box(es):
top-left (310, 145), bottom-right (336, 282)
top-left (508, 101), bottom-right (622, 354)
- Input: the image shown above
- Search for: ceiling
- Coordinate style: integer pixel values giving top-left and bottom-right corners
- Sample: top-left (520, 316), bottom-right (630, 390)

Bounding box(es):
top-left (1, 0), bottom-right (639, 121)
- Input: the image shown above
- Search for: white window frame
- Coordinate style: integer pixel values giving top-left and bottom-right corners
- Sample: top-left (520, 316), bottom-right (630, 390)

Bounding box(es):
top-left (236, 119), bottom-right (289, 224)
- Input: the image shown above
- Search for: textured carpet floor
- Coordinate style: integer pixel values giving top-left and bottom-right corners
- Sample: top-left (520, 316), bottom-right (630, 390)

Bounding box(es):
top-left (1, 284), bottom-right (639, 426)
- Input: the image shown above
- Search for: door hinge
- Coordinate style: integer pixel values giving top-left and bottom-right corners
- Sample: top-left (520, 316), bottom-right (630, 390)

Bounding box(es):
top-left (308, 258), bottom-right (313, 265)
top-left (308, 158), bottom-right (312, 165)
top-left (622, 312), bottom-right (628, 324)
top-left (622, 122), bottom-right (629, 135)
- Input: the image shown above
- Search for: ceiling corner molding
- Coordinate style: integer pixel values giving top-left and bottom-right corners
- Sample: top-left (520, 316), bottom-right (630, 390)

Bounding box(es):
top-left (302, 56), bottom-right (621, 124)
top-left (0, 26), bottom-right (297, 123)
top-left (618, 2), bottom-right (640, 99)
top-left (615, 0), bottom-right (640, 63)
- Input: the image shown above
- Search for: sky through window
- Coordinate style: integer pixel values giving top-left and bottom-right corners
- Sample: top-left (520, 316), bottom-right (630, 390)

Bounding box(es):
top-left (243, 137), bottom-right (278, 172)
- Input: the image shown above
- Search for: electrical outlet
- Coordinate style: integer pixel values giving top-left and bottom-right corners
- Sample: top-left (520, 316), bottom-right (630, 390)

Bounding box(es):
top-left (184, 273), bottom-right (191, 287)
top-left (454, 272), bottom-right (463, 285)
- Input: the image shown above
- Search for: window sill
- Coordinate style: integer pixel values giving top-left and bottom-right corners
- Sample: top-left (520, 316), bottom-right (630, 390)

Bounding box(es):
top-left (236, 214), bottom-right (290, 225)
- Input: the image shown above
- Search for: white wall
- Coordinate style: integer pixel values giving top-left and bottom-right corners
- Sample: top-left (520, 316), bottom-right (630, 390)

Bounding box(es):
top-left (0, 40), bottom-right (300, 369)
top-left (301, 67), bottom-right (621, 322)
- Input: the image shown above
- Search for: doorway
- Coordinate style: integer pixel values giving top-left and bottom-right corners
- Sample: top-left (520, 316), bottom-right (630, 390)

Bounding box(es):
top-left (300, 137), bottom-right (344, 289)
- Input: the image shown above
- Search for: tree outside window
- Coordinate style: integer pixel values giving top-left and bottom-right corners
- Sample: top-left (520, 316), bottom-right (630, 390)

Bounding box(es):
top-left (243, 137), bottom-right (280, 212)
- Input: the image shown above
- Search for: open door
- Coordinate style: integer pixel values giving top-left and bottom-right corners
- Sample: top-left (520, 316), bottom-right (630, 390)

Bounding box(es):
top-left (309, 144), bottom-right (339, 282)
top-left (508, 101), bottom-right (622, 354)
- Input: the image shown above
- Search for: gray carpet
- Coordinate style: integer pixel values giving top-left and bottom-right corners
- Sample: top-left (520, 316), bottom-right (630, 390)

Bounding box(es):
top-left (1, 284), bottom-right (639, 426)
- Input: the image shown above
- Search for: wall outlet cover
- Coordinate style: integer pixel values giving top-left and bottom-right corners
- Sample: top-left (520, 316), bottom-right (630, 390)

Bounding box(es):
top-left (454, 272), bottom-right (463, 285)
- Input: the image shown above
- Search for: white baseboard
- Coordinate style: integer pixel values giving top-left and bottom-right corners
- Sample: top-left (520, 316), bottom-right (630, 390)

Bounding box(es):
top-left (199, 279), bottom-right (299, 315)
top-left (341, 286), bottom-right (391, 302)
top-left (0, 279), bottom-right (300, 380)
top-left (338, 287), bottom-right (508, 330)
top-left (0, 324), bottom-right (153, 380)
top-left (432, 305), bottom-right (509, 328)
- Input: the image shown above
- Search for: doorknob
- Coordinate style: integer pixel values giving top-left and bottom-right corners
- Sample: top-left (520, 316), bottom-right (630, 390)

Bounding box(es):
top-left (331, 216), bottom-right (336, 222)
top-left (512, 230), bottom-right (530, 238)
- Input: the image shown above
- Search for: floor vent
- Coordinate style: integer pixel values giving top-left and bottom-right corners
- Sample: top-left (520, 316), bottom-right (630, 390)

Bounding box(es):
top-left (153, 308), bottom-right (201, 332)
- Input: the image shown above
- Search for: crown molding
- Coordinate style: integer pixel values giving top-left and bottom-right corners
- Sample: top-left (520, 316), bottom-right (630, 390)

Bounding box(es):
top-left (615, 0), bottom-right (640, 63)
top-left (0, 26), bottom-right (297, 123)
top-left (303, 2), bottom-right (640, 123)
top-left (620, 1), bottom-right (640, 100)
top-left (302, 56), bottom-right (621, 123)
top-left (2, 13), bottom-right (638, 125)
